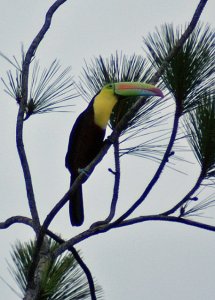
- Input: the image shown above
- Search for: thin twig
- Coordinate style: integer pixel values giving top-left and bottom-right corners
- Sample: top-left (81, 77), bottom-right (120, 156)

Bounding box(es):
top-left (112, 107), bottom-right (181, 224)
top-left (161, 171), bottom-right (204, 216)
top-left (46, 230), bottom-right (97, 300)
top-left (108, 140), bottom-right (121, 220)
top-left (118, 215), bottom-right (215, 232)
top-left (0, 216), bottom-right (33, 229)
top-left (16, 107), bottom-right (40, 233)
top-left (90, 139), bottom-right (121, 227)
top-left (70, 247), bottom-right (97, 300)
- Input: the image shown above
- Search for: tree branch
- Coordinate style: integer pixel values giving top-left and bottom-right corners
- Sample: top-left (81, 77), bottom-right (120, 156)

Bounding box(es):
top-left (46, 231), bottom-right (97, 300)
top-left (91, 139), bottom-right (121, 227)
top-left (53, 210), bottom-right (215, 257)
top-left (118, 215), bottom-right (215, 232)
top-left (161, 171), bottom-right (204, 216)
top-left (0, 215), bottom-right (97, 300)
top-left (112, 107), bottom-right (180, 224)
top-left (16, 107), bottom-right (40, 233)
top-left (0, 216), bottom-right (33, 229)
top-left (17, 0), bottom-right (69, 236)
top-left (107, 140), bottom-right (121, 220)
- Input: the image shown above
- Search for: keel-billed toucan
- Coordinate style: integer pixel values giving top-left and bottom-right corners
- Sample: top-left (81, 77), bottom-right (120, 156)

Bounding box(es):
top-left (65, 82), bottom-right (163, 226)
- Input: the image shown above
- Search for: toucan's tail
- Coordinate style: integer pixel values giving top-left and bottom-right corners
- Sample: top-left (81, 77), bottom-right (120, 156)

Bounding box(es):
top-left (69, 177), bottom-right (84, 226)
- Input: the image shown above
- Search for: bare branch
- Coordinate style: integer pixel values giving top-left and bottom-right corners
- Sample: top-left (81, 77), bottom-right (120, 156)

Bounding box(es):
top-left (46, 231), bottom-right (97, 300)
top-left (16, 0), bottom-right (69, 236)
top-left (113, 108), bottom-right (180, 224)
top-left (0, 216), bottom-right (33, 229)
top-left (16, 107), bottom-right (41, 233)
top-left (162, 172), bottom-right (204, 216)
top-left (91, 139), bottom-right (121, 227)
top-left (104, 140), bottom-right (121, 221)
top-left (118, 215), bottom-right (215, 232)
top-left (53, 211), bottom-right (215, 257)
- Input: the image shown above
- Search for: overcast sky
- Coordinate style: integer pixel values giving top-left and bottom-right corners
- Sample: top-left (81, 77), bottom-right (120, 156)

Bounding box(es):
top-left (0, 1), bottom-right (215, 299)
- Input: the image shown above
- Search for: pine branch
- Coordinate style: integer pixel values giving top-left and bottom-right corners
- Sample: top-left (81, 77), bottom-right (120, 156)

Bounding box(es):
top-left (0, 215), bottom-right (98, 300)
top-left (161, 171), bottom-right (204, 216)
top-left (150, 0), bottom-right (209, 84)
top-left (90, 139), bottom-right (121, 227)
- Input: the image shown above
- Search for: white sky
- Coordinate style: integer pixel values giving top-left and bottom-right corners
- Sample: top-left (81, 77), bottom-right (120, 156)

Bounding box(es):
top-left (0, 1), bottom-right (215, 299)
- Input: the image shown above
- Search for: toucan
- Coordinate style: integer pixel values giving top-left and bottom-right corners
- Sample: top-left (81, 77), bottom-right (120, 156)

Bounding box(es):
top-left (65, 82), bottom-right (163, 226)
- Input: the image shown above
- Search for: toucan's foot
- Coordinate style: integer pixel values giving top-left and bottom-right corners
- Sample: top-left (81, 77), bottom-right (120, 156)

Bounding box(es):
top-left (78, 168), bottom-right (89, 178)
top-left (107, 135), bottom-right (114, 144)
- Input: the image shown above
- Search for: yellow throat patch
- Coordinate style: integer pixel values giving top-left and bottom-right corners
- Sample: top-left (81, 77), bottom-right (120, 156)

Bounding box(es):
top-left (93, 89), bottom-right (118, 129)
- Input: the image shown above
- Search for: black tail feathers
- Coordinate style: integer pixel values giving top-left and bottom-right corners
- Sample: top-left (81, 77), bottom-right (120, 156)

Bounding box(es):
top-left (69, 182), bottom-right (84, 226)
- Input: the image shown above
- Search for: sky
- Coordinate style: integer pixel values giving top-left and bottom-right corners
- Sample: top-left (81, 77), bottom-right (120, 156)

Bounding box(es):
top-left (0, 0), bottom-right (215, 299)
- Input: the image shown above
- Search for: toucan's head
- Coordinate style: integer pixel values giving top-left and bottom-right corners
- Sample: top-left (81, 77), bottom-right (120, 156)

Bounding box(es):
top-left (103, 81), bottom-right (164, 98)
top-left (93, 81), bottom-right (163, 129)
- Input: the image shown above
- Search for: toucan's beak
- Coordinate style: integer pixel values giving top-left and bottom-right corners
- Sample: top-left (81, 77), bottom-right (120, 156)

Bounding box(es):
top-left (114, 82), bottom-right (164, 98)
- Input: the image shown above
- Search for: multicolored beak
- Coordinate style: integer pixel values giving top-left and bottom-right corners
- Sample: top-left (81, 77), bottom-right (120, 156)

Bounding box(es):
top-left (114, 82), bottom-right (164, 98)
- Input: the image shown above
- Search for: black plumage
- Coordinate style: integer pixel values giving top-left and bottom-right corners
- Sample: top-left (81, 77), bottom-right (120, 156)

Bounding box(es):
top-left (65, 98), bottom-right (105, 226)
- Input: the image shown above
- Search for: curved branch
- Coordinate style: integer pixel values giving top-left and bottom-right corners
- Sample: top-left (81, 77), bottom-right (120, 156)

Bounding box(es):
top-left (118, 215), bottom-right (215, 232)
top-left (161, 171), bottom-right (204, 216)
top-left (0, 216), bottom-right (33, 229)
top-left (46, 230), bottom-right (97, 300)
top-left (113, 107), bottom-right (180, 224)
top-left (16, 107), bottom-right (40, 233)
top-left (53, 210), bottom-right (215, 257)
top-left (70, 247), bottom-right (97, 300)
